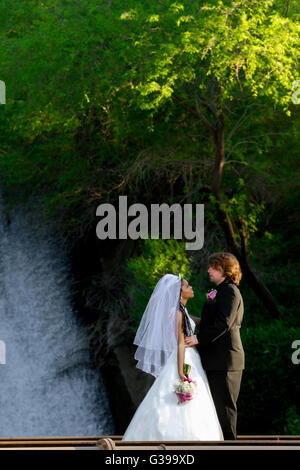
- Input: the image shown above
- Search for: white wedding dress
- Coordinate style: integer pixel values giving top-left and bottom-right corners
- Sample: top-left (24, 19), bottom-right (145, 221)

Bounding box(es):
top-left (122, 312), bottom-right (224, 441)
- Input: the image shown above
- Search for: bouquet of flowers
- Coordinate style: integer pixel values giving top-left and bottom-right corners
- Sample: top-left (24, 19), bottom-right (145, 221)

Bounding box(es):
top-left (174, 364), bottom-right (197, 404)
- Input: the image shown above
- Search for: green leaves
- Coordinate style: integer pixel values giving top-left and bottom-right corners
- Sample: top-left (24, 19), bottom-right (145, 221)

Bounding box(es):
top-left (125, 238), bottom-right (192, 330)
top-left (239, 318), bottom-right (300, 433)
top-left (169, 3), bottom-right (185, 14)
top-left (0, 0), bottom-right (299, 255)
top-left (114, 1), bottom-right (300, 120)
top-left (127, 238), bottom-right (191, 289)
top-left (120, 9), bottom-right (138, 21)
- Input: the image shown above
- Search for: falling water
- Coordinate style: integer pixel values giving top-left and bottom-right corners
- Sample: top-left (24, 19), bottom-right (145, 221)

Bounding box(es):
top-left (0, 194), bottom-right (114, 436)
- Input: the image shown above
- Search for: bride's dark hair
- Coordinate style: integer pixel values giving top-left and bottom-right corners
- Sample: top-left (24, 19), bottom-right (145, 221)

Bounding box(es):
top-left (179, 281), bottom-right (193, 337)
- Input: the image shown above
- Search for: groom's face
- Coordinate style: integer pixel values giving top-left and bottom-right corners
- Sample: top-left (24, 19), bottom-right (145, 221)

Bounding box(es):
top-left (208, 265), bottom-right (225, 285)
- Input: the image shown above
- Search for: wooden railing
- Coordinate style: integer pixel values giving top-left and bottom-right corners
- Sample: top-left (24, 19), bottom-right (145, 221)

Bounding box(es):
top-left (97, 435), bottom-right (300, 450)
top-left (0, 435), bottom-right (299, 450)
top-left (0, 436), bottom-right (119, 450)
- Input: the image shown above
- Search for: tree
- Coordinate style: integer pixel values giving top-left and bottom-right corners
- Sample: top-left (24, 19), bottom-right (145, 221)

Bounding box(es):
top-left (106, 0), bottom-right (300, 316)
top-left (0, 1), bottom-right (299, 315)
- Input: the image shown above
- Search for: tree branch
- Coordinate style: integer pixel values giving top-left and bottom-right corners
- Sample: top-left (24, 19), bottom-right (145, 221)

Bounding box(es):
top-left (172, 93), bottom-right (216, 137)
top-left (194, 93), bottom-right (216, 137)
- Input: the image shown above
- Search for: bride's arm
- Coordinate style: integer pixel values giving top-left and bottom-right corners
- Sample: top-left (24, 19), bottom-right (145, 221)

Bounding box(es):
top-left (177, 311), bottom-right (186, 381)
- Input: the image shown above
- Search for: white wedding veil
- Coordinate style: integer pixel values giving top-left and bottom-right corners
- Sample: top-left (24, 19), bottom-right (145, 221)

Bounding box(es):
top-left (134, 273), bottom-right (182, 378)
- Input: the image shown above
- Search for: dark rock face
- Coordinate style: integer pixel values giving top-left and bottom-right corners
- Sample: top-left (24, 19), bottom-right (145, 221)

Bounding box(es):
top-left (69, 234), bottom-right (154, 434)
top-left (100, 342), bottom-right (155, 434)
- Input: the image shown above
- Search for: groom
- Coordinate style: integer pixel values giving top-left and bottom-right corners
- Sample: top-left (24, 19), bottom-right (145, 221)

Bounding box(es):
top-left (185, 252), bottom-right (245, 440)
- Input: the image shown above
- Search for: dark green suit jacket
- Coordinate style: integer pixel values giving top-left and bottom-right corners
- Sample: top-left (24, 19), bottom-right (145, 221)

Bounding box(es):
top-left (196, 280), bottom-right (245, 371)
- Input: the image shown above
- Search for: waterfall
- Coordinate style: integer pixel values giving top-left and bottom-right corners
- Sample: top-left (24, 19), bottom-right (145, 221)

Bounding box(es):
top-left (0, 194), bottom-right (114, 437)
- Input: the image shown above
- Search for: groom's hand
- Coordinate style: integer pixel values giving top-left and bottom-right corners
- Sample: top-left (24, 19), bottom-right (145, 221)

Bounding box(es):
top-left (184, 335), bottom-right (199, 347)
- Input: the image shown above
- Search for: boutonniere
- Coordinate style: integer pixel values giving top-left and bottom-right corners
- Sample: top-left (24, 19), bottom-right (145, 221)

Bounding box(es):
top-left (206, 289), bottom-right (217, 302)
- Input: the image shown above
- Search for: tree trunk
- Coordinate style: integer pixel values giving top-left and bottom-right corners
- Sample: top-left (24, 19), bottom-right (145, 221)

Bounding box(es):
top-left (176, 91), bottom-right (281, 317)
top-left (211, 110), bottom-right (281, 318)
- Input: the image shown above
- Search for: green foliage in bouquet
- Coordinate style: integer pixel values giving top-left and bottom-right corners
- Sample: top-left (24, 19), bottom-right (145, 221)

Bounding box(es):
top-left (183, 363), bottom-right (191, 376)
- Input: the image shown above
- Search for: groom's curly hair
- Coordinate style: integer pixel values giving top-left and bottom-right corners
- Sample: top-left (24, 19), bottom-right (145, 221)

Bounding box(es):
top-left (208, 252), bottom-right (242, 286)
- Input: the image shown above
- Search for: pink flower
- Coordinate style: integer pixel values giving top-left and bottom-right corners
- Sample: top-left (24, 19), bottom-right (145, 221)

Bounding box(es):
top-left (184, 374), bottom-right (193, 383)
top-left (206, 289), bottom-right (217, 301)
top-left (176, 392), bottom-right (193, 403)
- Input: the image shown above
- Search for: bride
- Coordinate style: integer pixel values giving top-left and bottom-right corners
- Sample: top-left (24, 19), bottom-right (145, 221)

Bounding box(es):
top-left (122, 273), bottom-right (224, 441)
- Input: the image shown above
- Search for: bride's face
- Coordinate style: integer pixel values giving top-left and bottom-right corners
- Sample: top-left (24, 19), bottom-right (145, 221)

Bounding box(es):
top-left (181, 279), bottom-right (194, 299)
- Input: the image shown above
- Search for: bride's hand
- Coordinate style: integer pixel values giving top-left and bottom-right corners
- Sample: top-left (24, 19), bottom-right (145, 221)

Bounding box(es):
top-left (184, 335), bottom-right (199, 347)
top-left (179, 374), bottom-right (186, 382)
